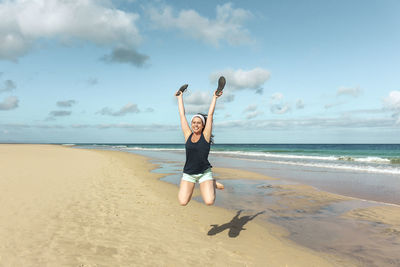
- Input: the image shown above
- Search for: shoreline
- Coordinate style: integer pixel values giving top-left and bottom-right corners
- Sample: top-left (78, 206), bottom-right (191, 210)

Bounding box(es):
top-left (133, 148), bottom-right (400, 266)
top-left (0, 144), bottom-right (344, 266)
top-left (70, 144), bottom-right (400, 205)
top-left (215, 166), bottom-right (400, 209)
top-left (87, 145), bottom-right (400, 206)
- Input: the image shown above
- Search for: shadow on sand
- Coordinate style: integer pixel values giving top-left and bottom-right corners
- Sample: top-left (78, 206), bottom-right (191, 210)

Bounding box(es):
top-left (208, 210), bottom-right (265, 238)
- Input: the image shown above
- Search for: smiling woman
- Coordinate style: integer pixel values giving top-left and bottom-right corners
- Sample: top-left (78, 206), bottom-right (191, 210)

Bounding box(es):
top-left (175, 77), bottom-right (226, 206)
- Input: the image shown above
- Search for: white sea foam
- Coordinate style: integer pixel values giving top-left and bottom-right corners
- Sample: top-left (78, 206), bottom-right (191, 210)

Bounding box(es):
top-left (353, 157), bottom-right (391, 164)
top-left (119, 147), bottom-right (393, 166)
top-left (242, 158), bottom-right (400, 175)
top-left (123, 147), bottom-right (184, 152)
top-left (211, 150), bottom-right (393, 165)
top-left (79, 145), bottom-right (399, 174)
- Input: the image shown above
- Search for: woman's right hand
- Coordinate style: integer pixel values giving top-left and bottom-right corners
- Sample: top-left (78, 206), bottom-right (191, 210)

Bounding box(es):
top-left (176, 84), bottom-right (188, 98)
top-left (175, 90), bottom-right (183, 98)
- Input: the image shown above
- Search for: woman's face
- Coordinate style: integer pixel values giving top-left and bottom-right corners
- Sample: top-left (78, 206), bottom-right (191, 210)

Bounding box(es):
top-left (191, 117), bottom-right (204, 134)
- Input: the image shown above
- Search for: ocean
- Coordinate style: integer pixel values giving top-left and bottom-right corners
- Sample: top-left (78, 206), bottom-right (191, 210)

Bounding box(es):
top-left (70, 143), bottom-right (400, 173)
top-left (70, 143), bottom-right (400, 175)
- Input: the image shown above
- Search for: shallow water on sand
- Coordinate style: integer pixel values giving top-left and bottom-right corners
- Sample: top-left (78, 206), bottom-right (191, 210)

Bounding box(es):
top-left (138, 149), bottom-right (400, 205)
top-left (136, 150), bottom-right (400, 267)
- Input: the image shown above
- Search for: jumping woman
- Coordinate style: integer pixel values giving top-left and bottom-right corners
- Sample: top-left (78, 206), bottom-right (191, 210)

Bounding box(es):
top-left (175, 77), bottom-right (226, 206)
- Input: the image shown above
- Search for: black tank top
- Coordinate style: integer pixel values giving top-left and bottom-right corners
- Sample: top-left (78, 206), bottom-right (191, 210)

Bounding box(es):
top-left (183, 133), bottom-right (212, 175)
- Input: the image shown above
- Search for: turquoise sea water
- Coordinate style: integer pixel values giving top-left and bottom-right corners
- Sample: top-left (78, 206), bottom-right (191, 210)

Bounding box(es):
top-left (69, 143), bottom-right (400, 175)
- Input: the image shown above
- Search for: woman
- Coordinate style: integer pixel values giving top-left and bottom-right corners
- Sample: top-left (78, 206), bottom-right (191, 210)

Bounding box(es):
top-left (175, 77), bottom-right (225, 206)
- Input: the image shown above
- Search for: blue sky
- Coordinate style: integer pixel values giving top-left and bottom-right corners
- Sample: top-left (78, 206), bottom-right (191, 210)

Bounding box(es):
top-left (0, 0), bottom-right (399, 143)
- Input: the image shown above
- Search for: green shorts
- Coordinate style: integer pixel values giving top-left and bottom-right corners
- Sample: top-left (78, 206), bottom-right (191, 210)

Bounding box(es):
top-left (182, 168), bottom-right (213, 184)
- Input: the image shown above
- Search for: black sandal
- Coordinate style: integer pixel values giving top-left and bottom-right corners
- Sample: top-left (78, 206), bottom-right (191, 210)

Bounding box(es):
top-left (176, 84), bottom-right (188, 96)
top-left (216, 76), bottom-right (226, 95)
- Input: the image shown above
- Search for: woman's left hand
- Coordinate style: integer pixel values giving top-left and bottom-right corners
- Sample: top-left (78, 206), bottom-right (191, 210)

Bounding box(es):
top-left (214, 90), bottom-right (223, 98)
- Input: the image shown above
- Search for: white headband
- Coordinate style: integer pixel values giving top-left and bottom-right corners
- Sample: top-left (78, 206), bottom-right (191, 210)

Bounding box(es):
top-left (191, 114), bottom-right (205, 125)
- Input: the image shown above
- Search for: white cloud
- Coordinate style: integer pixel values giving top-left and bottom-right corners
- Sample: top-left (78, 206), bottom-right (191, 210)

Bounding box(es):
top-left (269, 92), bottom-right (290, 114)
top-left (324, 103), bottom-right (334, 109)
top-left (243, 104), bottom-right (262, 119)
top-left (219, 91), bottom-right (235, 103)
top-left (1, 114), bottom-right (398, 137)
top-left (49, 110), bottom-right (71, 117)
top-left (324, 86), bottom-right (361, 109)
top-left (57, 100), bottom-right (76, 108)
top-left (296, 99), bottom-right (304, 109)
top-left (1, 122), bottom-right (178, 132)
top-left (184, 91), bottom-right (211, 114)
top-left (148, 3), bottom-right (253, 46)
top-left (185, 91), bottom-right (211, 105)
top-left (324, 101), bottom-right (345, 109)
top-left (98, 103), bottom-right (140, 116)
top-left (224, 114), bottom-right (232, 118)
top-left (0, 0), bottom-right (142, 61)
top-left (87, 78), bottom-right (98, 86)
top-left (71, 123), bottom-right (178, 131)
top-left (216, 116), bottom-right (395, 130)
top-left (45, 109), bottom-right (71, 121)
top-left (101, 47), bottom-right (149, 67)
top-left (337, 86), bottom-right (362, 97)
top-left (270, 104), bottom-right (290, 114)
top-left (244, 104), bottom-right (257, 113)
top-left (210, 68), bottom-right (270, 93)
top-left (0, 80), bottom-right (16, 93)
top-left (270, 92), bottom-right (283, 101)
top-left (246, 110), bottom-right (263, 120)
top-left (0, 96), bottom-right (19, 110)
top-left (384, 90), bottom-right (400, 125)
top-left (384, 91), bottom-right (400, 110)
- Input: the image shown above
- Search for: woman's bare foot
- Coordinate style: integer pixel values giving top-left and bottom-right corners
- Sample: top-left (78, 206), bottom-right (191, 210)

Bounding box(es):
top-left (215, 181), bottom-right (224, 190)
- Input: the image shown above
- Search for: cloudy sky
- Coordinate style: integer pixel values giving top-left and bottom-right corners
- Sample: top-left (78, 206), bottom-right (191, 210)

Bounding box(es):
top-left (0, 0), bottom-right (399, 143)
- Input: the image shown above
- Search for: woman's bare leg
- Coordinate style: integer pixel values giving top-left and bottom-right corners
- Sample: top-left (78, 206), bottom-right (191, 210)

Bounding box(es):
top-left (178, 180), bottom-right (195, 206)
top-left (199, 180), bottom-right (216, 206)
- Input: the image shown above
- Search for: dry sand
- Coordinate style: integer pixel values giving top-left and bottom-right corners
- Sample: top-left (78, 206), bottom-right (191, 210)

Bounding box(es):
top-left (0, 144), bottom-right (346, 266)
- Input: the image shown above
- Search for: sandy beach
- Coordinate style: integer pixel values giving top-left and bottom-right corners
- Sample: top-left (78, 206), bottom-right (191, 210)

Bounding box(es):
top-left (0, 144), bottom-right (351, 266)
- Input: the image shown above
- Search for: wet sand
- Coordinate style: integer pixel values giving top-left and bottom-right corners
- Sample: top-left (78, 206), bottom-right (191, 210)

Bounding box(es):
top-left (0, 144), bottom-right (342, 266)
top-left (210, 168), bottom-right (400, 266)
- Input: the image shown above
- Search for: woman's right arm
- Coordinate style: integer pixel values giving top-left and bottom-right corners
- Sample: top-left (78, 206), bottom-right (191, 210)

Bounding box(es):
top-left (176, 93), bottom-right (192, 141)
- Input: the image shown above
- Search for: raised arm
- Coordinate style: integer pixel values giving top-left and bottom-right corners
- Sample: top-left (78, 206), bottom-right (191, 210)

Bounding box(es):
top-left (176, 92), bottom-right (192, 141)
top-left (203, 90), bottom-right (222, 143)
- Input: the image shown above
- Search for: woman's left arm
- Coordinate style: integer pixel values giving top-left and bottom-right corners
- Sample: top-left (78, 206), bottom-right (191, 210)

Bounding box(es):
top-left (203, 91), bottom-right (222, 142)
